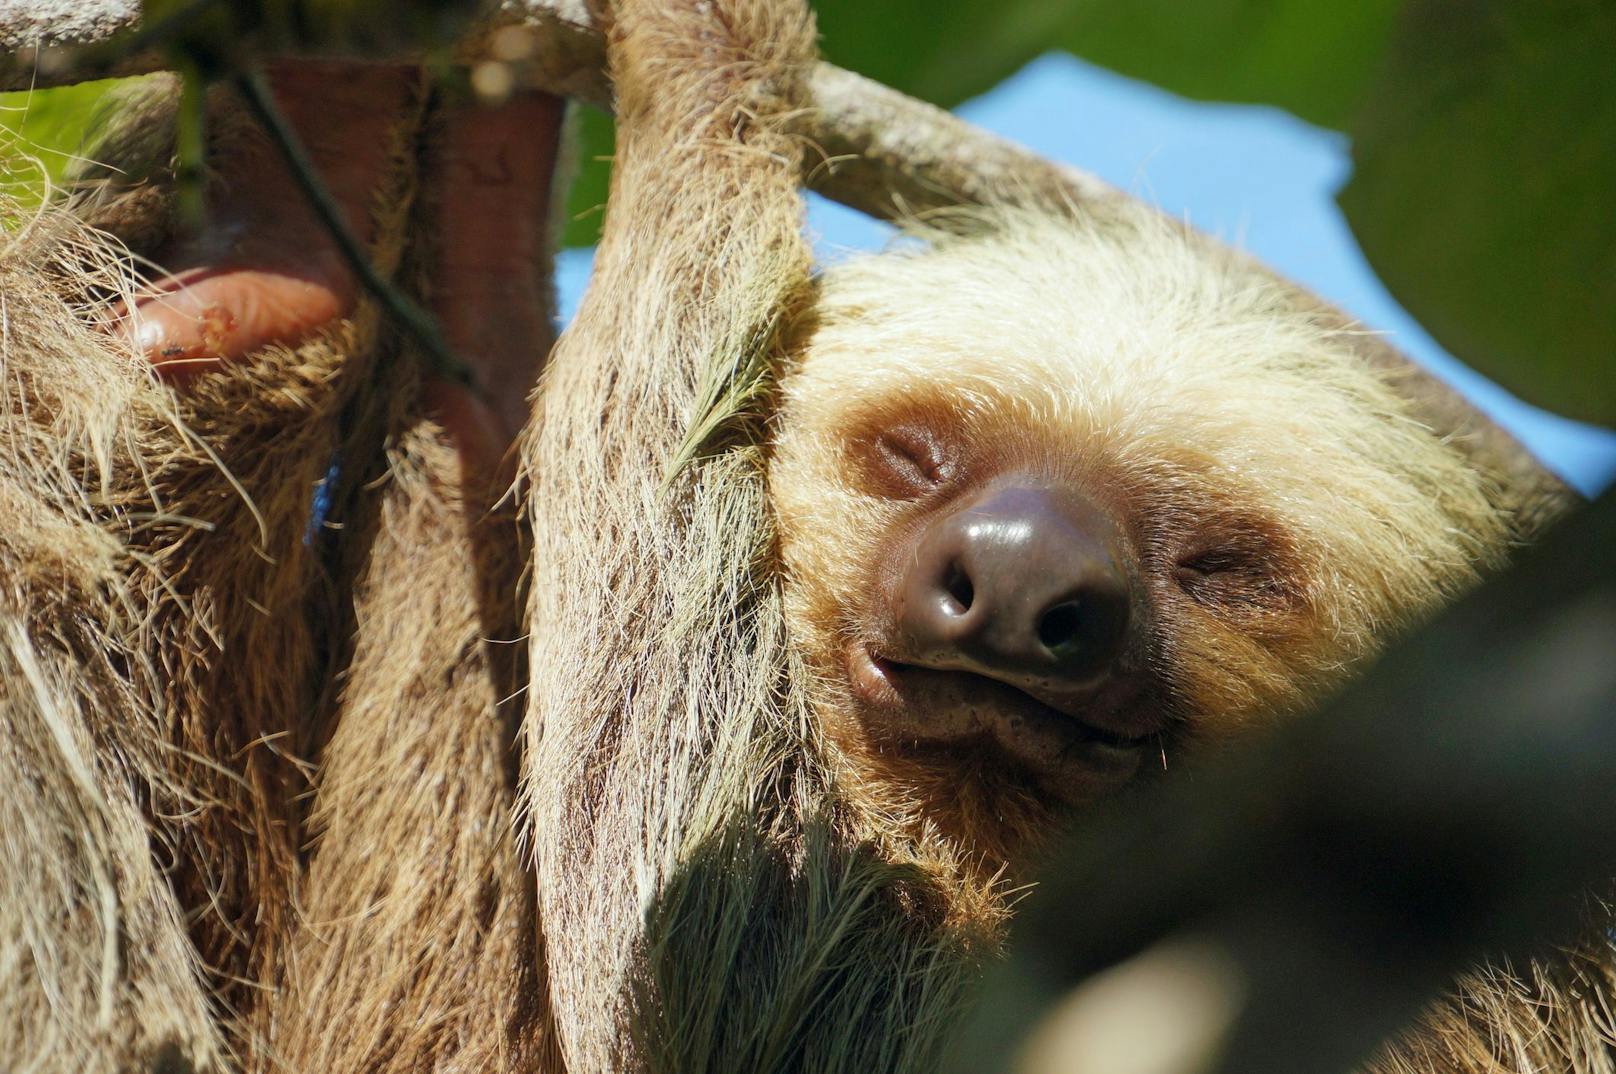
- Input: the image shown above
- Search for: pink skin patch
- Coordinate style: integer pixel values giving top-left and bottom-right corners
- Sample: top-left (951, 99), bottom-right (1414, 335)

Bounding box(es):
top-left (113, 62), bottom-right (563, 473)
top-left (125, 258), bottom-right (353, 373)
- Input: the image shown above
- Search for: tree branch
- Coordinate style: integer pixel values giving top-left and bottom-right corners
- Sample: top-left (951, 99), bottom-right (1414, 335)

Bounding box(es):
top-left (0, 0), bottom-right (138, 62)
top-left (0, 0), bottom-right (1569, 520)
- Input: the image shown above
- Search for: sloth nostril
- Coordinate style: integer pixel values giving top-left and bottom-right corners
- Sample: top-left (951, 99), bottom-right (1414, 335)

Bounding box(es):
top-left (1037, 600), bottom-right (1085, 653)
top-left (942, 562), bottom-right (974, 615)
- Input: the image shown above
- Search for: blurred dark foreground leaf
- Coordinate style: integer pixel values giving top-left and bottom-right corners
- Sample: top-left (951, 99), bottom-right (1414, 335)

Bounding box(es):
top-left (947, 490), bottom-right (1616, 1074)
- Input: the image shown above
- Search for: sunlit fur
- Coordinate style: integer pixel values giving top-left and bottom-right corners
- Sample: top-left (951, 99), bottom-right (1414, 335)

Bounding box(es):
top-left (1374, 935), bottom-right (1616, 1074)
top-left (773, 205), bottom-right (1519, 874)
top-left (258, 416), bottom-right (554, 1073)
top-left (518, 3), bottom-right (991, 1072)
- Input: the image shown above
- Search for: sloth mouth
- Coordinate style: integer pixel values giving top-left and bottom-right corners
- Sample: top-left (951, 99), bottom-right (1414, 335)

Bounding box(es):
top-left (844, 644), bottom-right (1157, 781)
top-left (887, 658), bottom-right (1150, 748)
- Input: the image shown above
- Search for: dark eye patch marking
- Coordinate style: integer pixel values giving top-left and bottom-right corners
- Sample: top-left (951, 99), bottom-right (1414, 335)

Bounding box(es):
top-left (1172, 521), bottom-right (1301, 613)
top-left (856, 422), bottom-right (955, 499)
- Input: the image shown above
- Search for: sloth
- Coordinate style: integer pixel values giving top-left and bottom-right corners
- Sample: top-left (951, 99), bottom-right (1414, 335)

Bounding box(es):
top-left (521, 3), bottom-right (1605, 1073)
top-left (769, 209), bottom-right (1616, 1073)
top-left (770, 205), bottom-right (1524, 872)
top-left (2, 0), bottom-right (1603, 1071)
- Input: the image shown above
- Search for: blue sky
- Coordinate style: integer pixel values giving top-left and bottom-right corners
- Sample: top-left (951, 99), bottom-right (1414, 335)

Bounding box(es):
top-left (557, 51), bottom-right (1616, 496)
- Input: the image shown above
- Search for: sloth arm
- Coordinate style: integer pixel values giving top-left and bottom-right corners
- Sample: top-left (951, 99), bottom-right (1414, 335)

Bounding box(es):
top-left (113, 61), bottom-right (559, 458)
top-left (519, 0), bottom-right (817, 1065)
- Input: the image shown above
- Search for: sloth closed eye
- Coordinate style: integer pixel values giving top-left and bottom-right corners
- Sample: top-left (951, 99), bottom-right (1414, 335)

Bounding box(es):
top-left (1174, 539), bottom-right (1275, 581)
top-left (1174, 539), bottom-right (1291, 608)
top-left (858, 424), bottom-right (955, 498)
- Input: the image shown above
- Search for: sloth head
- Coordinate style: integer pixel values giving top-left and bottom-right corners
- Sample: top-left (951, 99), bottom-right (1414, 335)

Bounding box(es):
top-left (769, 208), bottom-right (1513, 867)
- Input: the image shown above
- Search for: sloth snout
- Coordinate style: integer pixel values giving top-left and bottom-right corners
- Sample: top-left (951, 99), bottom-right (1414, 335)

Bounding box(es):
top-left (893, 480), bottom-right (1133, 703)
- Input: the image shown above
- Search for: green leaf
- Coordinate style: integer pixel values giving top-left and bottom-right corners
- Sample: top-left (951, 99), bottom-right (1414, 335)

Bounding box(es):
top-left (1, 81), bottom-right (122, 204)
top-left (810, 0), bottom-right (1401, 129)
top-left (812, 2), bottom-right (1023, 108)
top-left (1341, 0), bottom-right (1616, 426)
top-left (1051, 0), bottom-right (1401, 130)
top-left (561, 103), bottom-right (613, 249)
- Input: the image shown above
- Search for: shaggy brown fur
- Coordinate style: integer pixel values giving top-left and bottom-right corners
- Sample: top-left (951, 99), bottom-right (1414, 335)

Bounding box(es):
top-left (3, 75), bottom-right (553, 1070)
top-left (0, 204), bottom-right (228, 1073)
top-left (111, 98), bottom-right (426, 1062)
top-left (0, 141), bottom-right (390, 1065)
top-left (250, 85), bottom-right (560, 1074)
top-left (258, 408), bottom-right (554, 1072)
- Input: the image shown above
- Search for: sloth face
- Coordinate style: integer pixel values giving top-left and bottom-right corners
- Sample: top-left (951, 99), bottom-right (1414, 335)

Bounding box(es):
top-left (769, 209), bottom-right (1510, 864)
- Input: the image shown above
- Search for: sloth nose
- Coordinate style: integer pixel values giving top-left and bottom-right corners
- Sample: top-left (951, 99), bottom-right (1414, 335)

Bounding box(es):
top-left (894, 483), bottom-right (1132, 693)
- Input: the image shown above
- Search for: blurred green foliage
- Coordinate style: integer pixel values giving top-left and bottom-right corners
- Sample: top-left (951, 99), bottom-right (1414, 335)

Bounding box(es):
top-left (568, 1), bottom-right (1404, 248)
top-left (560, 103), bottom-right (614, 249)
top-left (2, 1), bottom-right (1609, 421)
top-left (814, 0), bottom-right (1403, 130)
top-left (1342, 1), bottom-right (1616, 426)
top-left (0, 80), bottom-right (119, 201)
